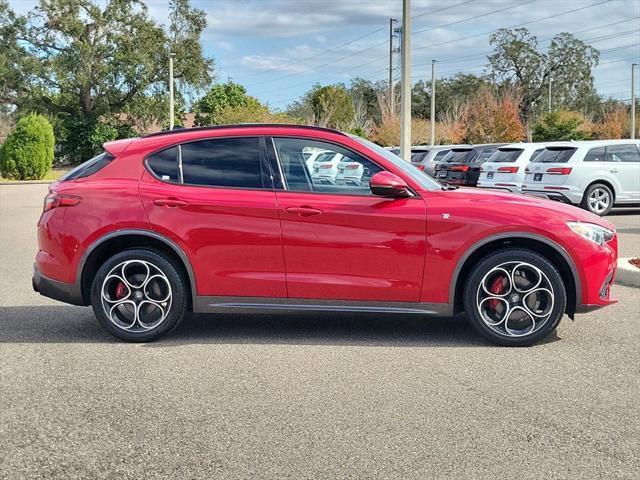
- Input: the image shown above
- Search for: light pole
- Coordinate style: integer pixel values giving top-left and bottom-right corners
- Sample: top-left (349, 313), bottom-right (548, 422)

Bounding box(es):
top-left (389, 18), bottom-right (397, 112)
top-left (430, 60), bottom-right (436, 147)
top-left (399, 0), bottom-right (411, 161)
top-left (632, 63), bottom-right (637, 139)
top-left (169, 52), bottom-right (176, 130)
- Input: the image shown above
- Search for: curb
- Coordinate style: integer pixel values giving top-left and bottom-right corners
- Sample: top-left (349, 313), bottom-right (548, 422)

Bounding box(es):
top-left (615, 258), bottom-right (640, 288)
top-left (0, 180), bottom-right (54, 185)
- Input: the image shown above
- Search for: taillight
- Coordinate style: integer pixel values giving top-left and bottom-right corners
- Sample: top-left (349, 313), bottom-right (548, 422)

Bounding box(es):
top-left (497, 166), bottom-right (519, 173)
top-left (546, 167), bottom-right (572, 175)
top-left (416, 165), bottom-right (425, 171)
top-left (320, 164), bottom-right (332, 169)
top-left (450, 165), bottom-right (469, 172)
top-left (345, 164), bottom-right (358, 170)
top-left (43, 192), bottom-right (82, 212)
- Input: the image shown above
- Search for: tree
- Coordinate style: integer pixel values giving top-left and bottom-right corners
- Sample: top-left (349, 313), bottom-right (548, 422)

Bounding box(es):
top-left (194, 82), bottom-right (257, 125)
top-left (412, 74), bottom-right (489, 121)
top-left (1, 0), bottom-right (213, 163)
top-left (532, 111), bottom-right (592, 141)
top-left (349, 78), bottom-right (383, 125)
top-left (0, 113), bottom-right (54, 180)
top-left (216, 102), bottom-right (300, 125)
top-left (466, 87), bottom-right (525, 143)
top-left (488, 28), bottom-right (599, 131)
top-left (310, 84), bottom-right (354, 129)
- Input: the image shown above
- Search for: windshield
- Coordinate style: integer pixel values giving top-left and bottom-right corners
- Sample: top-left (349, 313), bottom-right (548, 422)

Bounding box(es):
top-left (350, 135), bottom-right (441, 190)
top-left (531, 147), bottom-right (577, 163)
top-left (443, 149), bottom-right (474, 163)
top-left (488, 148), bottom-right (523, 163)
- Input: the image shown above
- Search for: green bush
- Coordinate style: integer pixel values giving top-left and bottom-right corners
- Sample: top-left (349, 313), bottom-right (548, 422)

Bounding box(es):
top-left (0, 114), bottom-right (55, 180)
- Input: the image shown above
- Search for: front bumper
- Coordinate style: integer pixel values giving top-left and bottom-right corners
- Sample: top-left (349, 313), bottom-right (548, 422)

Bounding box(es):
top-left (32, 264), bottom-right (86, 306)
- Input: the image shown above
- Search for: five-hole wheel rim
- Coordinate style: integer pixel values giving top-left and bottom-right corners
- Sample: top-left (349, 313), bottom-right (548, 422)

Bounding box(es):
top-left (101, 259), bottom-right (172, 332)
top-left (476, 261), bottom-right (555, 338)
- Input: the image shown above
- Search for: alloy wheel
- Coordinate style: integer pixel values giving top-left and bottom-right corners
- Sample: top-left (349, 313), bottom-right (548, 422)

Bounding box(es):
top-left (476, 261), bottom-right (555, 338)
top-left (101, 259), bottom-right (172, 332)
top-left (588, 188), bottom-right (611, 215)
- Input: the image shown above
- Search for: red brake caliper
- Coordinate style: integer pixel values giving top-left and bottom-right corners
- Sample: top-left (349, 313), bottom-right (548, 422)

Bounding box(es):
top-left (489, 276), bottom-right (505, 309)
top-left (115, 282), bottom-right (127, 299)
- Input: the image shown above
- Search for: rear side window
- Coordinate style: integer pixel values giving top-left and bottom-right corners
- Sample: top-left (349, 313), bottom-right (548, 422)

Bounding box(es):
top-left (531, 147), bottom-right (577, 163)
top-left (147, 146), bottom-right (179, 182)
top-left (411, 151), bottom-right (429, 163)
top-left (607, 144), bottom-right (640, 162)
top-left (433, 150), bottom-right (449, 161)
top-left (530, 149), bottom-right (544, 161)
top-left (584, 147), bottom-right (606, 162)
top-left (489, 149), bottom-right (523, 163)
top-left (180, 137), bottom-right (266, 188)
top-left (60, 152), bottom-right (115, 181)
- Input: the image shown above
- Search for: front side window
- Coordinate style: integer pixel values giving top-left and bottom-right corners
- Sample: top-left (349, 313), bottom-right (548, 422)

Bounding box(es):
top-left (272, 137), bottom-right (383, 195)
top-left (606, 144), bottom-right (640, 163)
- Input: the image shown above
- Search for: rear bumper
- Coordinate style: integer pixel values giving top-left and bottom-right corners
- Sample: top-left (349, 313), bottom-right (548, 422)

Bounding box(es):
top-left (477, 183), bottom-right (521, 193)
top-left (521, 187), bottom-right (583, 204)
top-left (521, 189), bottom-right (576, 204)
top-left (32, 264), bottom-right (86, 306)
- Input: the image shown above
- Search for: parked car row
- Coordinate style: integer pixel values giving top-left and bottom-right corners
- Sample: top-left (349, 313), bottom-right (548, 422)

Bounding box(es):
top-left (392, 140), bottom-right (640, 216)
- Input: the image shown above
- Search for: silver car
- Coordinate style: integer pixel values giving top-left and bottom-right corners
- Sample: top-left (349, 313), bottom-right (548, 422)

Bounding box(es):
top-left (522, 140), bottom-right (640, 215)
top-left (410, 144), bottom-right (470, 177)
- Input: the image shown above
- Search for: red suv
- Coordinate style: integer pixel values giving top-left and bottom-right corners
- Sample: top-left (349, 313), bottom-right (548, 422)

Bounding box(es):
top-left (33, 125), bottom-right (618, 346)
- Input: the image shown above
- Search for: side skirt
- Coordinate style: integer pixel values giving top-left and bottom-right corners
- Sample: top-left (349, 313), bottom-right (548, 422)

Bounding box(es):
top-left (193, 296), bottom-right (454, 316)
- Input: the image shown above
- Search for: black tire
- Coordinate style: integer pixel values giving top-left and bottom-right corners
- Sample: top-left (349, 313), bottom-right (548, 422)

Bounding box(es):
top-left (91, 249), bottom-right (188, 342)
top-left (581, 183), bottom-right (614, 216)
top-left (463, 248), bottom-right (566, 347)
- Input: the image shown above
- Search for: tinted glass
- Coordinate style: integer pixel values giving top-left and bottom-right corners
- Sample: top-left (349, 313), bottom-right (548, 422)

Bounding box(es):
top-left (531, 147), bottom-right (577, 163)
top-left (61, 152), bottom-right (115, 181)
top-left (181, 137), bottom-right (264, 188)
top-left (475, 148), bottom-right (498, 163)
top-left (273, 137), bottom-right (382, 195)
top-left (488, 149), bottom-right (523, 163)
top-left (530, 149), bottom-right (544, 161)
top-left (433, 150), bottom-right (449, 161)
top-left (443, 149), bottom-right (474, 163)
top-left (147, 147), bottom-right (179, 182)
top-left (411, 151), bottom-right (429, 163)
top-left (607, 144), bottom-right (640, 162)
top-left (583, 147), bottom-right (606, 162)
top-left (316, 152), bottom-right (338, 162)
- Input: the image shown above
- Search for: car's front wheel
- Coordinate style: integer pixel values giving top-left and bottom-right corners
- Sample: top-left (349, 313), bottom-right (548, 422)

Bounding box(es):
top-left (463, 249), bottom-right (566, 346)
top-left (91, 249), bottom-right (188, 342)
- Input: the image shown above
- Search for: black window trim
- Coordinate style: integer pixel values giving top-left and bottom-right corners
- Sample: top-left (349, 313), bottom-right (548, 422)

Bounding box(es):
top-left (604, 143), bottom-right (640, 163)
top-left (265, 135), bottom-right (420, 199)
top-left (143, 135), bottom-right (274, 191)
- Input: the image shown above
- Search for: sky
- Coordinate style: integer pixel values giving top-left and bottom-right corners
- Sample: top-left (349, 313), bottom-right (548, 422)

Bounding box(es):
top-left (9, 0), bottom-right (640, 111)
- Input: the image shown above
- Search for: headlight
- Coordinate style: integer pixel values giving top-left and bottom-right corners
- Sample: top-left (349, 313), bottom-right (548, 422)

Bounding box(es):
top-left (567, 222), bottom-right (614, 246)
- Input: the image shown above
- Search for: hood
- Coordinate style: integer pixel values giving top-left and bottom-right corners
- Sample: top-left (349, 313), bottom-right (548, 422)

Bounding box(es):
top-left (441, 187), bottom-right (615, 230)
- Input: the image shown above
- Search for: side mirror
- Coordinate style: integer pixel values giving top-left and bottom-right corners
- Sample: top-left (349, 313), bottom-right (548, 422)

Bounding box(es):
top-left (370, 171), bottom-right (411, 198)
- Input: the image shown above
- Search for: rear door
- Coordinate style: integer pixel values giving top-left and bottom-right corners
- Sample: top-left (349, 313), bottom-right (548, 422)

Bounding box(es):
top-left (268, 136), bottom-right (427, 302)
top-left (606, 144), bottom-right (640, 202)
top-left (139, 136), bottom-right (286, 298)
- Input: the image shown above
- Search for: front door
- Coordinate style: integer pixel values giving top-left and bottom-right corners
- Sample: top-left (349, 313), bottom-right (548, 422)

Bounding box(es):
top-left (269, 137), bottom-right (427, 302)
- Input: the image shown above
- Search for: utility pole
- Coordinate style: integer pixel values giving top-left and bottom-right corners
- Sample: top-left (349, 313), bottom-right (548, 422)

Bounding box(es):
top-left (168, 52), bottom-right (175, 130)
top-left (389, 18), bottom-right (396, 112)
top-left (430, 60), bottom-right (436, 147)
top-left (632, 63), bottom-right (637, 139)
top-left (399, 0), bottom-right (411, 161)
top-left (548, 73), bottom-right (552, 114)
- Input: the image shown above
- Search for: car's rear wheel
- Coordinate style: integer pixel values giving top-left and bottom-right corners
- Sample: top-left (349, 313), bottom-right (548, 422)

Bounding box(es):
top-left (463, 249), bottom-right (566, 346)
top-left (581, 183), bottom-right (613, 216)
top-left (91, 249), bottom-right (187, 342)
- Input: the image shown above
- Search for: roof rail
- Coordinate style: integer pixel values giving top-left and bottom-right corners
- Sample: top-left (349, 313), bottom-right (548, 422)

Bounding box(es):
top-left (142, 123), bottom-right (347, 138)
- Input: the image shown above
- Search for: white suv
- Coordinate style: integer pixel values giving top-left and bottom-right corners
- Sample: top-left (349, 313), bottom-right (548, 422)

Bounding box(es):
top-left (522, 140), bottom-right (640, 215)
top-left (477, 142), bottom-right (570, 193)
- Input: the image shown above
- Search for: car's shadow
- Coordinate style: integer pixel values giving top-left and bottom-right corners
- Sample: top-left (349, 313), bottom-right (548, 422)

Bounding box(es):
top-left (0, 304), bottom-right (514, 348)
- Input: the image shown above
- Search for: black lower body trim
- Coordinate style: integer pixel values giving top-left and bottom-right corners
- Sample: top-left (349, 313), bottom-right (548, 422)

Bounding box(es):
top-left (32, 265), bottom-right (86, 306)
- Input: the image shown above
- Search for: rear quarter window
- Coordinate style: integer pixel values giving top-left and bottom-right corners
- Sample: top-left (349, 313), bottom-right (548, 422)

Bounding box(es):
top-left (147, 146), bottom-right (179, 182)
top-left (531, 147), bottom-right (577, 163)
top-left (59, 152), bottom-right (115, 181)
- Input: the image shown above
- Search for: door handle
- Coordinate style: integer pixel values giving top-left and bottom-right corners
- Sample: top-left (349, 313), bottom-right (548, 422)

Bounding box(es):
top-left (153, 198), bottom-right (188, 208)
top-left (285, 206), bottom-right (323, 216)
top-left (610, 169), bottom-right (619, 174)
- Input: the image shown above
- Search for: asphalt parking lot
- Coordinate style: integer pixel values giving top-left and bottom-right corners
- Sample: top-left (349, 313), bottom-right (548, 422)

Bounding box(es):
top-left (1, 184), bottom-right (639, 479)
